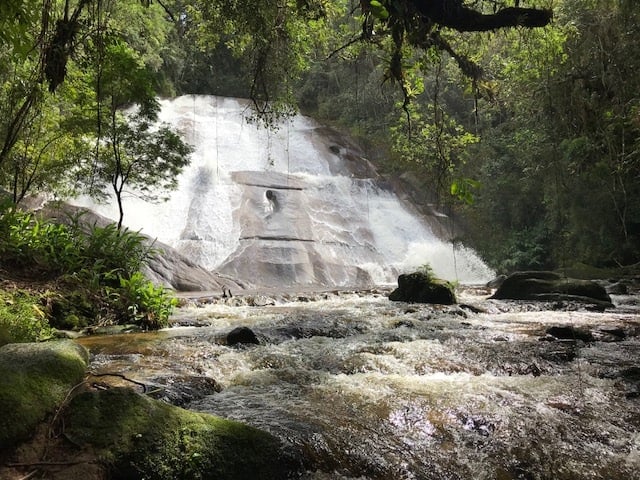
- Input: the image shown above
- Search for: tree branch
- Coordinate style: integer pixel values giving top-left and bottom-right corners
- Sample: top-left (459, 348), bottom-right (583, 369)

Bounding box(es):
top-left (412, 1), bottom-right (552, 32)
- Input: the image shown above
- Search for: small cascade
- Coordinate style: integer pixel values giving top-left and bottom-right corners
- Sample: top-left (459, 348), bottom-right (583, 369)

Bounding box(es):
top-left (73, 95), bottom-right (493, 288)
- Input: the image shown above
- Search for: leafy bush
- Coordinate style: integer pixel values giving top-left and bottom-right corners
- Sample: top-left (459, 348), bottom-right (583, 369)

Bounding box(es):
top-left (116, 272), bottom-right (177, 329)
top-left (0, 201), bottom-right (176, 332)
top-left (69, 217), bottom-right (154, 281)
top-left (417, 263), bottom-right (435, 280)
top-left (0, 202), bottom-right (77, 274)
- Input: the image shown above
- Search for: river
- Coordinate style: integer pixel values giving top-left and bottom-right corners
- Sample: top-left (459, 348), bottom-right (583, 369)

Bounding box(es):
top-left (78, 286), bottom-right (640, 479)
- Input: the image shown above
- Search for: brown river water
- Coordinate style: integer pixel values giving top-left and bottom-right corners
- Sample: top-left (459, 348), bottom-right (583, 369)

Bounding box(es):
top-left (77, 286), bottom-right (640, 479)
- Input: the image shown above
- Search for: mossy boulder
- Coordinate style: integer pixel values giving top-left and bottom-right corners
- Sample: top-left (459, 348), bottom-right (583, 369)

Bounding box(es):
top-left (389, 272), bottom-right (457, 305)
top-left (0, 340), bottom-right (89, 448)
top-left (63, 387), bottom-right (302, 480)
top-left (490, 271), bottom-right (613, 308)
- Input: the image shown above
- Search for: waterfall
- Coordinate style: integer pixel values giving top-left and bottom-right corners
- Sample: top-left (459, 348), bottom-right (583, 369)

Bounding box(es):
top-left (72, 95), bottom-right (494, 288)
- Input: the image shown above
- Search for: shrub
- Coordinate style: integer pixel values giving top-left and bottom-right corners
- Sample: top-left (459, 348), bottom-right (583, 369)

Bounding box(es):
top-left (67, 216), bottom-right (155, 282)
top-left (417, 263), bottom-right (435, 280)
top-left (0, 201), bottom-right (176, 331)
top-left (0, 202), bottom-right (82, 274)
top-left (116, 272), bottom-right (178, 329)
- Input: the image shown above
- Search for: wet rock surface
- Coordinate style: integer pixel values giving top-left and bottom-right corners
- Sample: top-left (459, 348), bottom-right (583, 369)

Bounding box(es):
top-left (227, 326), bottom-right (260, 346)
top-left (490, 271), bottom-right (614, 309)
top-left (145, 374), bottom-right (222, 405)
top-left (545, 325), bottom-right (595, 342)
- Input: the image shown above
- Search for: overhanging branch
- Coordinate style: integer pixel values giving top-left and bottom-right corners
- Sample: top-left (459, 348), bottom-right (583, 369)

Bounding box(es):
top-left (412, 2), bottom-right (553, 32)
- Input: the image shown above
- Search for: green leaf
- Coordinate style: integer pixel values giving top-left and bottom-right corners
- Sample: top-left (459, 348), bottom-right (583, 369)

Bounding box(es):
top-left (450, 178), bottom-right (481, 205)
top-left (369, 1), bottom-right (389, 20)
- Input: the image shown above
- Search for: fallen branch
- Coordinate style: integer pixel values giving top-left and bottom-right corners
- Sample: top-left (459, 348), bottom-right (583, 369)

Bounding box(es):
top-left (89, 372), bottom-right (148, 393)
top-left (18, 471), bottom-right (39, 480)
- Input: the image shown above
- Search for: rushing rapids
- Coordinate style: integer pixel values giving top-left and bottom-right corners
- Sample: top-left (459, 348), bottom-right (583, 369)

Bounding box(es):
top-left (79, 287), bottom-right (640, 479)
top-left (72, 95), bottom-right (493, 289)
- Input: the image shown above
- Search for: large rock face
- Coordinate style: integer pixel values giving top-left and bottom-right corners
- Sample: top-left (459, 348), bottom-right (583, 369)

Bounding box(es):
top-left (142, 241), bottom-right (246, 292)
top-left (216, 171), bottom-right (381, 288)
top-left (0, 340), bottom-right (89, 448)
top-left (389, 272), bottom-right (457, 304)
top-left (68, 96), bottom-right (495, 289)
top-left (490, 271), bottom-right (613, 307)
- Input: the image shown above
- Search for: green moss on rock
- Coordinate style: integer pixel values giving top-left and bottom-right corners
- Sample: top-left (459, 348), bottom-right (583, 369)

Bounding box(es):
top-left (0, 340), bottom-right (89, 448)
top-left (64, 388), bottom-right (302, 480)
top-left (389, 272), bottom-right (457, 304)
top-left (0, 289), bottom-right (53, 345)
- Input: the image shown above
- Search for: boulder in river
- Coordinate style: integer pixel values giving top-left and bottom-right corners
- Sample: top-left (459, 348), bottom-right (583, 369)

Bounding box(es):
top-left (490, 271), bottom-right (613, 309)
top-left (546, 325), bottom-right (595, 342)
top-left (389, 272), bottom-right (457, 305)
top-left (605, 281), bottom-right (629, 295)
top-left (227, 326), bottom-right (260, 346)
top-left (486, 275), bottom-right (507, 289)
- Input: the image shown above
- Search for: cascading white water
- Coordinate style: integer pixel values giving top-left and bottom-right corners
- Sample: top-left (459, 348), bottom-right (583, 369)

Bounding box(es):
top-left (73, 95), bottom-right (494, 288)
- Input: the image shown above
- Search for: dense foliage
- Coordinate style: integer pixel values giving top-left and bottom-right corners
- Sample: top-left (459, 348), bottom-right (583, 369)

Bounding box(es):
top-left (455, 0), bottom-right (640, 271)
top-left (0, 200), bottom-right (177, 340)
top-left (296, 0), bottom-right (640, 272)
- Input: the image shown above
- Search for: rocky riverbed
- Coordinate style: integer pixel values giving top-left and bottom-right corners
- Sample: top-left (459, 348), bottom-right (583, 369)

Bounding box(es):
top-left (71, 285), bottom-right (640, 479)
